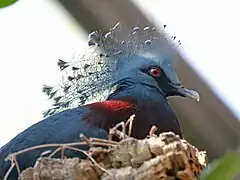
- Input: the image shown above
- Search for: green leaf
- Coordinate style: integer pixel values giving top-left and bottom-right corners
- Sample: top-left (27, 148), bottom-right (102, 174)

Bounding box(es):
top-left (200, 152), bottom-right (240, 180)
top-left (0, 0), bottom-right (17, 8)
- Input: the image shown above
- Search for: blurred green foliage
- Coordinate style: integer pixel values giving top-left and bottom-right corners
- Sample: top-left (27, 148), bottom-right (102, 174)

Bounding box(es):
top-left (0, 0), bottom-right (17, 8)
top-left (200, 151), bottom-right (240, 180)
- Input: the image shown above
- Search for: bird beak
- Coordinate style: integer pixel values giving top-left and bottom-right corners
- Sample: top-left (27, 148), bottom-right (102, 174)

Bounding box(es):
top-left (171, 84), bottom-right (200, 102)
top-left (158, 56), bottom-right (200, 102)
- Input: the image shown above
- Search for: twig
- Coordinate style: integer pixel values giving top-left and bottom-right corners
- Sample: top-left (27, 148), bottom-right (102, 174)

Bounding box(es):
top-left (108, 121), bottom-right (126, 141)
top-left (12, 156), bottom-right (21, 179)
top-left (61, 146), bottom-right (66, 159)
top-left (40, 150), bottom-right (52, 157)
top-left (48, 147), bottom-right (63, 158)
top-left (5, 140), bottom-right (116, 178)
top-left (89, 137), bottom-right (118, 145)
top-left (149, 125), bottom-right (158, 137)
top-left (125, 114), bottom-right (135, 126)
top-left (114, 122), bottom-right (126, 137)
top-left (126, 114), bottom-right (135, 136)
top-left (80, 133), bottom-right (93, 147)
top-left (66, 146), bottom-right (112, 176)
top-left (7, 141), bottom-right (114, 159)
top-left (3, 163), bottom-right (15, 180)
top-left (110, 129), bottom-right (130, 140)
top-left (108, 115), bottom-right (135, 140)
top-left (7, 142), bottom-right (85, 158)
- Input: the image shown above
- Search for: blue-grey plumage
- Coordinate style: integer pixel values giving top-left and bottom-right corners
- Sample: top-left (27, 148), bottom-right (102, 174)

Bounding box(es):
top-left (0, 108), bottom-right (108, 180)
top-left (0, 23), bottom-right (200, 179)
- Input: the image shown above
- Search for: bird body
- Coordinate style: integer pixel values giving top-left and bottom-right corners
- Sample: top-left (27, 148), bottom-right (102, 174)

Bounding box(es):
top-left (0, 84), bottom-right (181, 179)
top-left (0, 23), bottom-right (199, 179)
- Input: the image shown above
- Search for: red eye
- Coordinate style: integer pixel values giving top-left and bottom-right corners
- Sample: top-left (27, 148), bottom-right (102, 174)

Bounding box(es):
top-left (150, 67), bottom-right (161, 77)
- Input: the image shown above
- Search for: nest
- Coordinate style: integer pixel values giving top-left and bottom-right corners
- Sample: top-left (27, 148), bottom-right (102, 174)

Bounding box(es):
top-left (4, 116), bottom-right (207, 180)
top-left (16, 132), bottom-right (206, 180)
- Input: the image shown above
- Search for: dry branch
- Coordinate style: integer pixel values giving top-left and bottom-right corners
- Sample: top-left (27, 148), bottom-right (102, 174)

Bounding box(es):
top-left (19, 132), bottom-right (207, 180)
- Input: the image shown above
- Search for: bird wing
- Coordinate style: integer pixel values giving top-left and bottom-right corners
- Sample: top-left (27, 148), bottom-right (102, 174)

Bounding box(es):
top-left (0, 107), bottom-right (108, 179)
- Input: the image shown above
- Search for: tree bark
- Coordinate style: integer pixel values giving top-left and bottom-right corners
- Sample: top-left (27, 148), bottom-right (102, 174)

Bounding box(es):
top-left (20, 132), bottom-right (207, 180)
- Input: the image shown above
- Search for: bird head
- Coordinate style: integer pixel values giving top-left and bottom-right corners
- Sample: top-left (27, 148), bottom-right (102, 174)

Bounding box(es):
top-left (114, 53), bottom-right (199, 100)
top-left (42, 22), bottom-right (199, 117)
